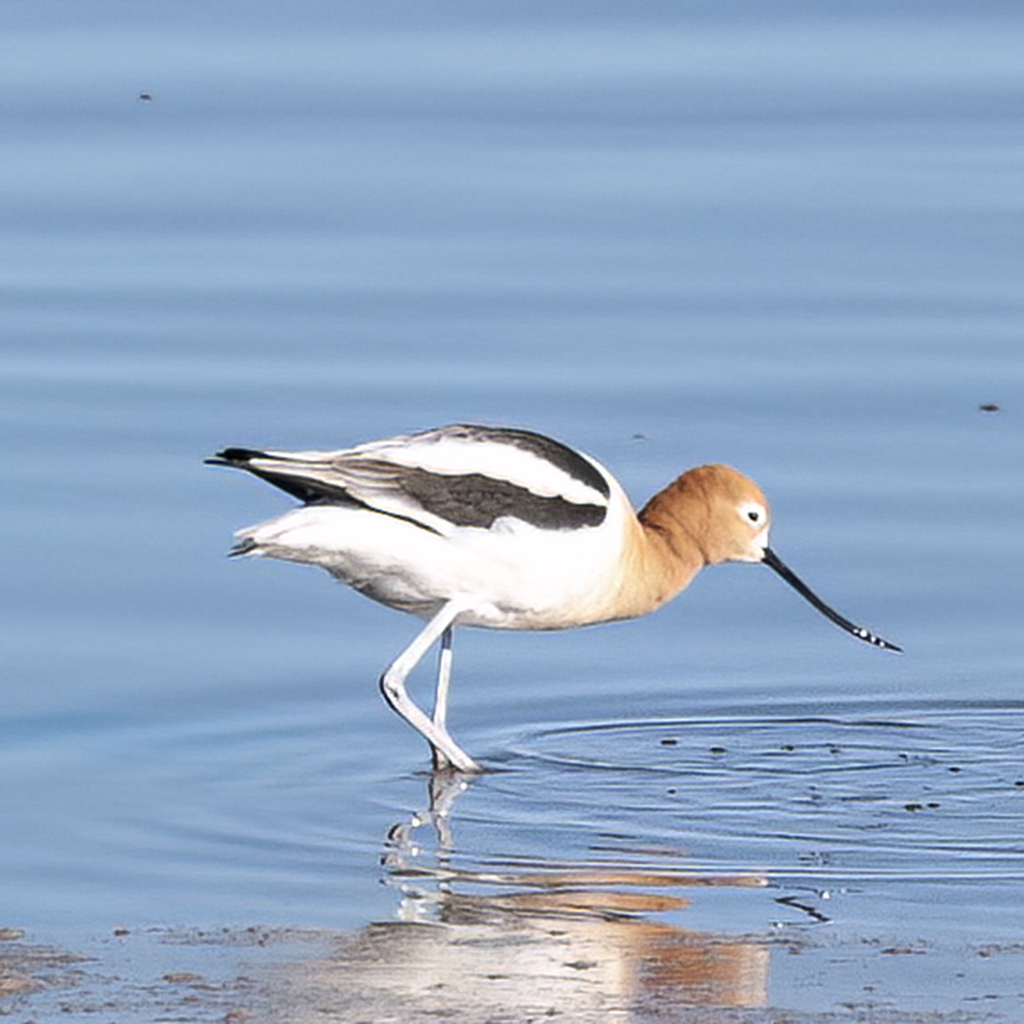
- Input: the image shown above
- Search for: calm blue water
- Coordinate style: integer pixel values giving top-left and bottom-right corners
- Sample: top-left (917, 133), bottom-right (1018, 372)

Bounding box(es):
top-left (2, 2), bottom-right (1023, 1019)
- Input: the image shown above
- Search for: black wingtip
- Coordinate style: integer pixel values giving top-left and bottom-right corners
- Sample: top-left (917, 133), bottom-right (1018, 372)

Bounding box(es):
top-left (205, 447), bottom-right (270, 467)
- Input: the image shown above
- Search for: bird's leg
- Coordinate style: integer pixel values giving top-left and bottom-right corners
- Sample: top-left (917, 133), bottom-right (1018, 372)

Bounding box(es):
top-left (433, 626), bottom-right (454, 730)
top-left (379, 602), bottom-right (482, 773)
top-left (429, 626), bottom-right (458, 772)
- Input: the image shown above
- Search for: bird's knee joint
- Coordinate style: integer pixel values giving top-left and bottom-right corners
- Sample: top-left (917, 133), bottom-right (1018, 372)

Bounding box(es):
top-left (379, 673), bottom-right (402, 707)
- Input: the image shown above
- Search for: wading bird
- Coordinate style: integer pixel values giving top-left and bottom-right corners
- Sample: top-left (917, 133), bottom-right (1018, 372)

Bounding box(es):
top-left (207, 424), bottom-right (899, 772)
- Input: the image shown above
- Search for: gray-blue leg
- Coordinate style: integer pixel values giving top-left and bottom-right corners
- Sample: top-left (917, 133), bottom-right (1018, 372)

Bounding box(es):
top-left (379, 603), bottom-right (480, 773)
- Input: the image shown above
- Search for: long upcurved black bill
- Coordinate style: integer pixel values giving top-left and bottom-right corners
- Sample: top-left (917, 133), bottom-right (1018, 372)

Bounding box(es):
top-left (762, 547), bottom-right (902, 653)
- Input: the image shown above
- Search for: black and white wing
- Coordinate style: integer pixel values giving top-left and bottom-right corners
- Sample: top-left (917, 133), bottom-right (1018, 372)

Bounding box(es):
top-left (207, 424), bottom-right (613, 535)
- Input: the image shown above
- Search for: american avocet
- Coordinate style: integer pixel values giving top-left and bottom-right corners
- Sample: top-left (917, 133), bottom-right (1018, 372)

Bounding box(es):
top-left (207, 424), bottom-right (899, 772)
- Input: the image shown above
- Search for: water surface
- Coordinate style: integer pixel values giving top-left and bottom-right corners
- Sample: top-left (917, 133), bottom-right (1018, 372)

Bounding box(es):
top-left (2, 1), bottom-right (1022, 1020)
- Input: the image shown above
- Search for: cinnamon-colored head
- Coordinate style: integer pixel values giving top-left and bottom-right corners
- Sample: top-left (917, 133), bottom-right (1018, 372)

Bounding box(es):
top-left (639, 463), bottom-right (771, 566)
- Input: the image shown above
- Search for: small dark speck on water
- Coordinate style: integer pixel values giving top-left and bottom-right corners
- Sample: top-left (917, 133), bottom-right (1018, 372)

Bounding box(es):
top-left (564, 960), bottom-right (599, 971)
top-left (163, 972), bottom-right (205, 985)
top-left (138, 91), bottom-right (153, 101)
top-left (709, 745), bottom-right (726, 755)
top-left (978, 402), bottom-right (1000, 413)
top-left (659, 737), bottom-right (678, 747)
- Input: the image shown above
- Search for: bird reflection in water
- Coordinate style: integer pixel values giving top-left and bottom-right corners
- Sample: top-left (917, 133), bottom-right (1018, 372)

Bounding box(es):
top-left (273, 774), bottom-right (773, 1022)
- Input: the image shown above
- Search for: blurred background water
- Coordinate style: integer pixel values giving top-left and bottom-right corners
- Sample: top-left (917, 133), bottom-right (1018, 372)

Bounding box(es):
top-left (2, 1), bottom-right (1023, 1019)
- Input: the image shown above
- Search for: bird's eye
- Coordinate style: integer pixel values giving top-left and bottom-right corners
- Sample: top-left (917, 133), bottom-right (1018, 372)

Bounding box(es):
top-left (740, 502), bottom-right (766, 526)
